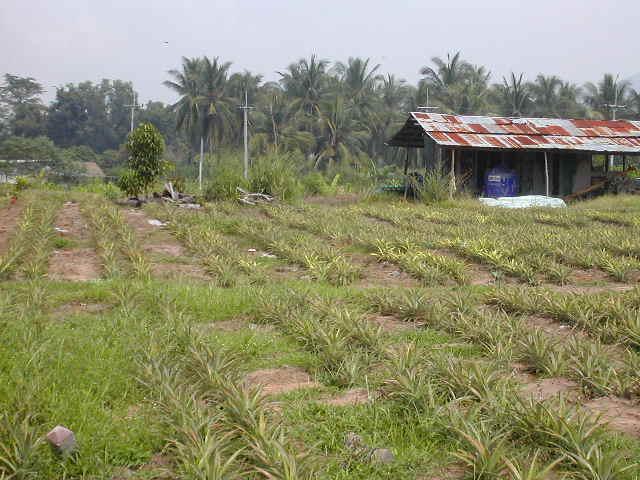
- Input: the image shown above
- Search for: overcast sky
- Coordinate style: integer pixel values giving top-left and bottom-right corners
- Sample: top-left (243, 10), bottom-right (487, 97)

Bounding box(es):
top-left (2, 0), bottom-right (639, 105)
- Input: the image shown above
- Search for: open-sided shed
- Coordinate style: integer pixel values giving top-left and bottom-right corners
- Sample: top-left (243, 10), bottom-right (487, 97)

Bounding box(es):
top-left (388, 113), bottom-right (640, 197)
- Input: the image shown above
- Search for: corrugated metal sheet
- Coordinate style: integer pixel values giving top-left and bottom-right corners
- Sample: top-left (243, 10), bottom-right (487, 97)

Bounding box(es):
top-left (409, 112), bottom-right (640, 153)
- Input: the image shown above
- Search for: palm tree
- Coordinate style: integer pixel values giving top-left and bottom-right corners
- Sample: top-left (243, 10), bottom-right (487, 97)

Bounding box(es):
top-left (164, 56), bottom-right (204, 183)
top-left (529, 75), bottom-right (561, 117)
top-left (630, 89), bottom-right (640, 117)
top-left (584, 74), bottom-right (630, 119)
top-left (316, 95), bottom-right (368, 168)
top-left (495, 73), bottom-right (530, 117)
top-left (279, 55), bottom-right (329, 116)
top-left (557, 82), bottom-right (585, 118)
top-left (334, 57), bottom-right (380, 106)
top-left (197, 56), bottom-right (235, 153)
top-left (164, 57), bottom-right (202, 142)
top-left (420, 52), bottom-right (470, 91)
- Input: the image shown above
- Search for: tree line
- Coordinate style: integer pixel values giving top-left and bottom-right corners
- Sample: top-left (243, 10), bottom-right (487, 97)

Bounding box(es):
top-left (1, 52), bottom-right (639, 172)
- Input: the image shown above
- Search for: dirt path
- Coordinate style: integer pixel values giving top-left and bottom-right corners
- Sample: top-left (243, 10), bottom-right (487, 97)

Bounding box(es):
top-left (0, 198), bottom-right (24, 256)
top-left (48, 201), bottom-right (101, 281)
top-left (349, 253), bottom-right (420, 289)
top-left (123, 208), bottom-right (209, 281)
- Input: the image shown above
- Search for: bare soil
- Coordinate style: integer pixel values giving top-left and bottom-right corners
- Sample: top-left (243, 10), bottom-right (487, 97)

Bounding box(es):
top-left (547, 283), bottom-right (635, 294)
top-left (419, 465), bottom-right (466, 480)
top-left (51, 301), bottom-right (111, 319)
top-left (321, 388), bottom-right (374, 406)
top-left (48, 202), bottom-right (101, 281)
top-left (0, 199), bottom-right (23, 255)
top-left (518, 375), bottom-right (581, 402)
top-left (526, 315), bottom-right (587, 339)
top-left (123, 208), bottom-right (209, 281)
top-left (585, 397), bottom-right (640, 437)
top-left (352, 255), bottom-right (420, 288)
top-left (244, 366), bottom-right (320, 396)
top-left (368, 314), bottom-right (419, 333)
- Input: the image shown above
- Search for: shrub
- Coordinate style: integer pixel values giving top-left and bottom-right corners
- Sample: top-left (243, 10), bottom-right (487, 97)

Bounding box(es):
top-left (121, 123), bottom-right (166, 197)
top-left (248, 152), bottom-right (302, 201)
top-left (203, 154), bottom-right (247, 201)
top-left (301, 171), bottom-right (334, 195)
top-left (419, 169), bottom-right (450, 204)
top-left (116, 169), bottom-right (145, 197)
top-left (14, 176), bottom-right (30, 192)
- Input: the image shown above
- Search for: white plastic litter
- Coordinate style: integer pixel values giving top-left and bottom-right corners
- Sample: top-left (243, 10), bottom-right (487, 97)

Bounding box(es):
top-left (479, 195), bottom-right (566, 209)
top-left (247, 248), bottom-right (257, 253)
top-left (148, 219), bottom-right (166, 227)
top-left (261, 253), bottom-right (277, 259)
top-left (55, 227), bottom-right (69, 233)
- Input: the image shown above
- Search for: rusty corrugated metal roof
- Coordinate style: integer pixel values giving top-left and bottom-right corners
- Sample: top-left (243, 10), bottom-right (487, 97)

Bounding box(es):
top-left (393, 113), bottom-right (640, 153)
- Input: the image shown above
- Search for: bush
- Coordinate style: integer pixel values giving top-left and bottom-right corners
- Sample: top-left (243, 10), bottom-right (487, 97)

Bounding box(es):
top-left (14, 176), bottom-right (30, 192)
top-left (419, 169), bottom-right (450, 204)
top-left (248, 152), bottom-right (302, 201)
top-left (203, 154), bottom-right (247, 201)
top-left (116, 169), bottom-right (145, 197)
top-left (122, 123), bottom-right (166, 197)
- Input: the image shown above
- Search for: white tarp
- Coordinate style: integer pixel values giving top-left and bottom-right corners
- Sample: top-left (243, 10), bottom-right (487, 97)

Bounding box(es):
top-left (479, 195), bottom-right (567, 209)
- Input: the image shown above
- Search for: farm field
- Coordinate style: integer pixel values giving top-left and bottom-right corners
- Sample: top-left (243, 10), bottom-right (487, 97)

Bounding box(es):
top-left (1, 190), bottom-right (640, 479)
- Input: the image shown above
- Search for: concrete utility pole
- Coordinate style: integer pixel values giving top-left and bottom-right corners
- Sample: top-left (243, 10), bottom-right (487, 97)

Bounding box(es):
top-left (604, 75), bottom-right (627, 170)
top-left (125, 93), bottom-right (142, 133)
top-left (239, 90), bottom-right (254, 180)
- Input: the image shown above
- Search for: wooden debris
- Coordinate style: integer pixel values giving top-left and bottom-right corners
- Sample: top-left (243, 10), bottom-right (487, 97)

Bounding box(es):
top-left (237, 187), bottom-right (273, 206)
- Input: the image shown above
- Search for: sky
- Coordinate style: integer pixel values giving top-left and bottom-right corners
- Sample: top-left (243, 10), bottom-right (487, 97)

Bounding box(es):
top-left (2, 0), bottom-right (639, 105)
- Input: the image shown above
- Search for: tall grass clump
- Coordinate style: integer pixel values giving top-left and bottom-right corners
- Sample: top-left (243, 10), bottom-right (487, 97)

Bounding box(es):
top-left (418, 169), bottom-right (450, 204)
top-left (204, 152), bottom-right (303, 202)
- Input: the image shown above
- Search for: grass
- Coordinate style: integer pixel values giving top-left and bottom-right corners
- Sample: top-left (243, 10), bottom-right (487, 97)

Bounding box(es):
top-left (1, 191), bottom-right (640, 479)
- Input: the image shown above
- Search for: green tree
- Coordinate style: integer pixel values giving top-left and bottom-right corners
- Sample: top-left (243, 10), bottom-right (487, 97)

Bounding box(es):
top-left (119, 123), bottom-right (166, 197)
top-left (0, 74), bottom-right (47, 137)
top-left (493, 73), bottom-right (530, 117)
top-left (197, 56), bottom-right (236, 153)
top-left (47, 80), bottom-right (136, 152)
top-left (584, 74), bottom-right (630, 119)
top-left (279, 55), bottom-right (329, 117)
top-left (529, 75), bottom-right (561, 117)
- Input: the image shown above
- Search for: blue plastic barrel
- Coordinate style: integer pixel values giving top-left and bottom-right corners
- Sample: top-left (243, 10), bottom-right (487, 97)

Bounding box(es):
top-left (485, 168), bottom-right (519, 197)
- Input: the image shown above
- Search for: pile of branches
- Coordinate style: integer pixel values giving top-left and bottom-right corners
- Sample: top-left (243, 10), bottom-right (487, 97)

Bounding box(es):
top-left (236, 187), bottom-right (273, 206)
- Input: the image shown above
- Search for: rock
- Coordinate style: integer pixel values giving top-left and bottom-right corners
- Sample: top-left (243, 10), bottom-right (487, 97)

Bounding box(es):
top-left (344, 431), bottom-right (364, 450)
top-left (46, 425), bottom-right (77, 456)
top-left (370, 448), bottom-right (395, 464)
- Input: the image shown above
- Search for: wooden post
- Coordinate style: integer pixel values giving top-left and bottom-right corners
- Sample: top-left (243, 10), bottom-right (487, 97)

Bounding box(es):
top-left (403, 148), bottom-right (410, 199)
top-left (449, 149), bottom-right (456, 199)
top-left (544, 151), bottom-right (550, 196)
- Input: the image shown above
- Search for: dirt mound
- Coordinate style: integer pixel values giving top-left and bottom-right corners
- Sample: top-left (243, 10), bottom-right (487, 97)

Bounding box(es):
top-left (352, 255), bottom-right (419, 288)
top-left (368, 315), bottom-right (417, 333)
top-left (518, 376), bottom-right (580, 401)
top-left (52, 302), bottom-right (111, 319)
top-left (585, 397), bottom-right (640, 437)
top-left (245, 366), bottom-right (319, 395)
top-left (49, 248), bottom-right (102, 281)
top-left (48, 202), bottom-right (101, 281)
top-left (321, 388), bottom-right (373, 406)
top-left (0, 199), bottom-right (23, 255)
top-left (123, 208), bottom-right (209, 281)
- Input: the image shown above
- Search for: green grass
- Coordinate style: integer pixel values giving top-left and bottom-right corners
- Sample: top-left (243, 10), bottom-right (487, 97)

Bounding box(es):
top-left (2, 191), bottom-right (640, 478)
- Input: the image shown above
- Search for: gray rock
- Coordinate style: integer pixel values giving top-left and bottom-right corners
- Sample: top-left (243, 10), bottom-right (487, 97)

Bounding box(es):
top-left (370, 448), bottom-right (395, 464)
top-left (46, 425), bottom-right (77, 456)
